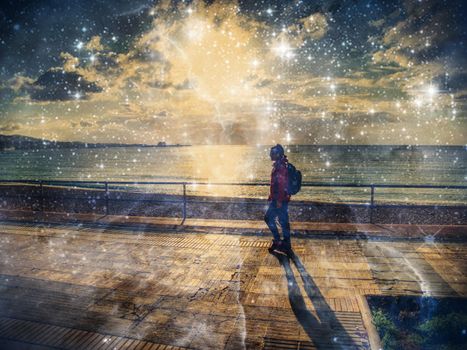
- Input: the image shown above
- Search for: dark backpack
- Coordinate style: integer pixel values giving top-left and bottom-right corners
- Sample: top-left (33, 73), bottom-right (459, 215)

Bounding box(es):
top-left (287, 162), bottom-right (302, 195)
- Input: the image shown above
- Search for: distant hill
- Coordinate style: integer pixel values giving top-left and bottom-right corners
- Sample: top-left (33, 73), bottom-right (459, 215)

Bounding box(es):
top-left (0, 134), bottom-right (188, 150)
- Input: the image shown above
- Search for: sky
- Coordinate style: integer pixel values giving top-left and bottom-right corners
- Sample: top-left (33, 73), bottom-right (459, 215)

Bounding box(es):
top-left (0, 0), bottom-right (466, 145)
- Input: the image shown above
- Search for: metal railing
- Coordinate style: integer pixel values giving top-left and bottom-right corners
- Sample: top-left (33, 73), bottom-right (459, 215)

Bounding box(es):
top-left (0, 179), bottom-right (466, 223)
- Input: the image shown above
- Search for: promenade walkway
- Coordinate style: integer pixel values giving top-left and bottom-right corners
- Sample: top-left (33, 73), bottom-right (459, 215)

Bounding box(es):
top-left (1, 209), bottom-right (466, 241)
top-left (0, 211), bottom-right (466, 349)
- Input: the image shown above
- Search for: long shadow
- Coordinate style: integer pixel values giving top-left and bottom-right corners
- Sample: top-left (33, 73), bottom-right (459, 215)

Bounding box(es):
top-left (270, 249), bottom-right (358, 349)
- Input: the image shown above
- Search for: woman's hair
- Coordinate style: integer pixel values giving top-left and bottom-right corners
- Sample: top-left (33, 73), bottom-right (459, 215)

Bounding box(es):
top-left (270, 144), bottom-right (284, 156)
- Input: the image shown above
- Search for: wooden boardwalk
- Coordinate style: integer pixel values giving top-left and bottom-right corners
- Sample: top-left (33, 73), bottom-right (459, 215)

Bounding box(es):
top-left (0, 221), bottom-right (465, 349)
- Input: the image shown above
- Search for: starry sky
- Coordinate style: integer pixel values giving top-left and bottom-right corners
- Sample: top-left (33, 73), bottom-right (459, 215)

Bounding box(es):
top-left (0, 0), bottom-right (466, 145)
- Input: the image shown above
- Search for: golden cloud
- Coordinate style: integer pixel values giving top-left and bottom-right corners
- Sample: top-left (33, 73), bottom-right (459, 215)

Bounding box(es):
top-left (1, 0), bottom-right (464, 146)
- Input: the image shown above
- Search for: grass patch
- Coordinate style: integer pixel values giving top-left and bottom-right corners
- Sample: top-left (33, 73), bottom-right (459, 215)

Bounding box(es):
top-left (367, 295), bottom-right (467, 350)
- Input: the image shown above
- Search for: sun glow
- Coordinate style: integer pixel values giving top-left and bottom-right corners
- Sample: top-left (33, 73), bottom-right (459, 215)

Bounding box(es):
top-left (185, 18), bottom-right (206, 42)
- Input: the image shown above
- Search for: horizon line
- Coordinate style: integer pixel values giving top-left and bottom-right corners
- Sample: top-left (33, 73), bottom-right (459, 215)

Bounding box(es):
top-left (1, 133), bottom-right (466, 147)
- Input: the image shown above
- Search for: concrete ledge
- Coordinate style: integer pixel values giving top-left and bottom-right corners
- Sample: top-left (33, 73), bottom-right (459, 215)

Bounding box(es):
top-left (357, 295), bottom-right (382, 350)
top-left (1, 184), bottom-right (466, 224)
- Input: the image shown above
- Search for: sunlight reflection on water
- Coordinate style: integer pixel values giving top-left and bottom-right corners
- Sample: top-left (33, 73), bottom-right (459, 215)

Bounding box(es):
top-left (0, 144), bottom-right (465, 204)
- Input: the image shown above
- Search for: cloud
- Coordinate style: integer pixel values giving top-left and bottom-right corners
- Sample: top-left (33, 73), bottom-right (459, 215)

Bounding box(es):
top-left (254, 78), bottom-right (274, 88)
top-left (30, 68), bottom-right (102, 101)
top-left (174, 79), bottom-right (195, 90)
top-left (0, 84), bottom-right (15, 101)
top-left (0, 75), bottom-right (35, 101)
top-left (370, 0), bottom-right (465, 69)
top-left (345, 111), bottom-right (398, 124)
top-left (0, 122), bottom-right (20, 132)
top-left (79, 120), bottom-right (93, 127)
top-left (148, 80), bottom-right (172, 89)
top-left (1, 0), bottom-right (465, 145)
top-left (372, 47), bottom-right (410, 68)
top-left (60, 53), bottom-right (80, 72)
top-left (147, 78), bottom-right (195, 90)
top-left (85, 36), bottom-right (105, 51)
top-left (289, 12), bottom-right (329, 42)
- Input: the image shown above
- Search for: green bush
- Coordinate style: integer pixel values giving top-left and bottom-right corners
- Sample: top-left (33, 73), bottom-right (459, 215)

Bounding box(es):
top-left (417, 313), bottom-right (467, 348)
top-left (372, 308), bottom-right (467, 350)
top-left (372, 308), bottom-right (422, 350)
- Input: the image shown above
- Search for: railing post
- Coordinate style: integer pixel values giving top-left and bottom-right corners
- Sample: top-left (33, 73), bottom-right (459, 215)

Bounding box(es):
top-left (182, 182), bottom-right (187, 222)
top-left (39, 180), bottom-right (44, 213)
top-left (105, 182), bottom-right (109, 215)
top-left (370, 185), bottom-right (375, 224)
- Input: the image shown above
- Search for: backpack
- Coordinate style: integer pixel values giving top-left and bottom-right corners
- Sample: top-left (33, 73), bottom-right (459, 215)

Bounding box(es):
top-left (287, 162), bottom-right (302, 195)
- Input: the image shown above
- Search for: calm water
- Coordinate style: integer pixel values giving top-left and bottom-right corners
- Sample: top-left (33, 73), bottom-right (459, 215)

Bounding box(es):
top-left (0, 145), bottom-right (466, 205)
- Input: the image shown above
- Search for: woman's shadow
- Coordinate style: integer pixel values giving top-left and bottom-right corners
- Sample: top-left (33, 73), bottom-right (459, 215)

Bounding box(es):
top-left (270, 249), bottom-right (358, 349)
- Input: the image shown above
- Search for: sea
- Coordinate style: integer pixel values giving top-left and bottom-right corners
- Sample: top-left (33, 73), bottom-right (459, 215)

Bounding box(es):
top-left (0, 145), bottom-right (466, 205)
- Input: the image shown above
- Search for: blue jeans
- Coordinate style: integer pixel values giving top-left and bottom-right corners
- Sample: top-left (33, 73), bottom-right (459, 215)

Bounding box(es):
top-left (264, 200), bottom-right (290, 242)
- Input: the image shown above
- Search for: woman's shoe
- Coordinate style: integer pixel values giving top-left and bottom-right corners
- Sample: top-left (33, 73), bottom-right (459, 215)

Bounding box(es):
top-left (269, 239), bottom-right (281, 250)
top-left (280, 239), bottom-right (291, 252)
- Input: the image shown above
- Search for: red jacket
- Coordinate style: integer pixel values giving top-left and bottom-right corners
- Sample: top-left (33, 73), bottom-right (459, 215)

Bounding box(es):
top-left (268, 155), bottom-right (290, 203)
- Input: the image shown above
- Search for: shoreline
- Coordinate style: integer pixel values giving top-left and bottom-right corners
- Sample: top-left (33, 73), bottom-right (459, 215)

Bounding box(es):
top-left (0, 184), bottom-right (466, 225)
